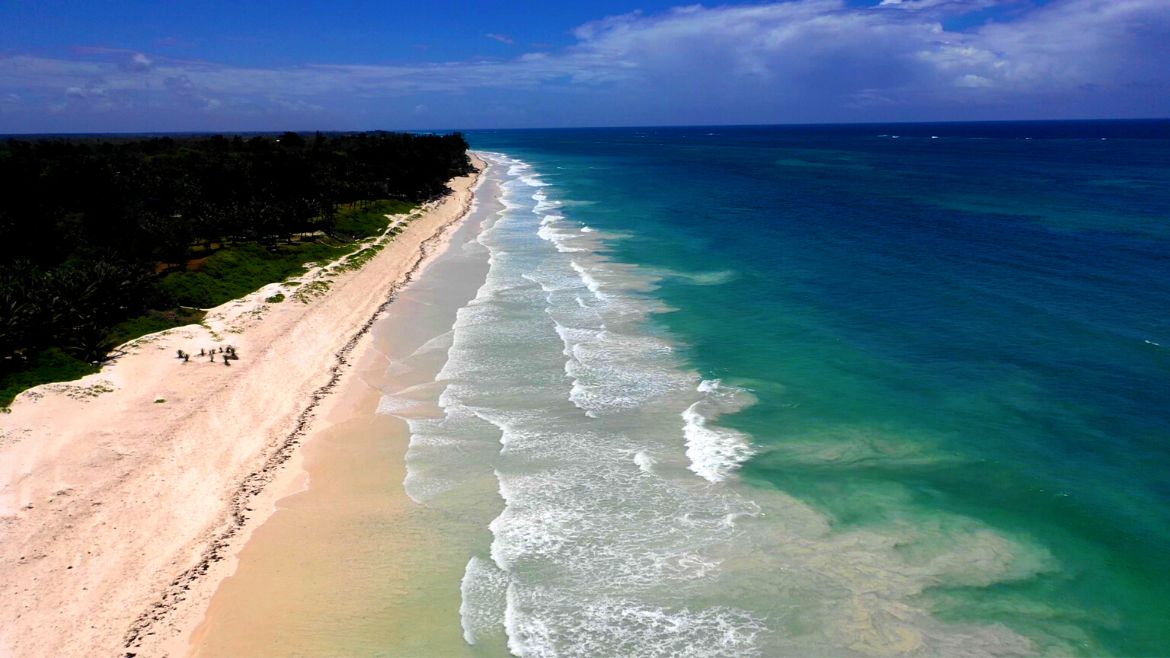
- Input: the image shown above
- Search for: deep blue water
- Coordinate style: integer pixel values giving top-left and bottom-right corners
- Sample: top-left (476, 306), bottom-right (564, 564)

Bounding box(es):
top-left (464, 122), bottom-right (1170, 656)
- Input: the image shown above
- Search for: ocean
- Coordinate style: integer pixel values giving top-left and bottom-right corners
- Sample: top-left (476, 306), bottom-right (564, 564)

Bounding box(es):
top-left (387, 122), bottom-right (1170, 657)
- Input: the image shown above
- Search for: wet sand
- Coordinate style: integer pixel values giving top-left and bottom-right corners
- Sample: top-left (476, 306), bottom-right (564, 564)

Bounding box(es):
top-left (190, 403), bottom-right (474, 656)
top-left (188, 159), bottom-right (507, 657)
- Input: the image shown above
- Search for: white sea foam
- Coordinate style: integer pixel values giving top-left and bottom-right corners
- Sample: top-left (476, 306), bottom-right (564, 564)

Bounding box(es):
top-left (535, 223), bottom-right (556, 241)
top-left (409, 329), bottom-right (454, 356)
top-left (564, 330), bottom-right (689, 415)
top-left (682, 404), bottom-right (754, 482)
top-left (682, 380), bottom-right (757, 482)
top-left (459, 556), bottom-right (509, 645)
top-left (498, 197), bottom-right (523, 212)
top-left (417, 153), bottom-right (769, 654)
top-left (532, 191), bottom-right (561, 214)
top-left (400, 151), bottom-right (1058, 658)
top-left (661, 268), bottom-right (739, 286)
top-left (569, 260), bottom-right (606, 300)
top-left (503, 583), bottom-right (530, 657)
top-left (697, 379), bottom-right (720, 394)
top-left (505, 590), bottom-right (765, 658)
top-left (537, 224), bottom-right (587, 253)
top-left (634, 450), bottom-right (657, 474)
top-left (375, 394), bottom-right (426, 416)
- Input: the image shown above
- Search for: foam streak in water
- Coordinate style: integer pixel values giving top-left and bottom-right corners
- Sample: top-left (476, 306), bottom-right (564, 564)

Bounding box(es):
top-left (418, 152), bottom-right (766, 656)
top-left (682, 380), bottom-right (757, 482)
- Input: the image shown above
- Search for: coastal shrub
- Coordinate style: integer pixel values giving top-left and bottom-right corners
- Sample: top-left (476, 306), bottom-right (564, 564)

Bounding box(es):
top-left (265, 293), bottom-right (285, 303)
top-left (106, 308), bottom-right (206, 349)
top-left (335, 244), bottom-right (386, 273)
top-left (0, 348), bottom-right (98, 408)
top-left (332, 199), bottom-right (415, 241)
top-left (159, 243), bottom-right (348, 308)
top-left (293, 280), bottom-right (332, 303)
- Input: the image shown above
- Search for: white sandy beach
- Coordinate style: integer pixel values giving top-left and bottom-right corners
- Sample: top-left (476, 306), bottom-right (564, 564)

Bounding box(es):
top-left (0, 154), bottom-right (483, 658)
top-left (185, 160), bottom-right (507, 657)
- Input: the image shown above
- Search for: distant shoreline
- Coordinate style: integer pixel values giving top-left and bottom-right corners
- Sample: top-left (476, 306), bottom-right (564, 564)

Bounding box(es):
top-left (4, 116), bottom-right (1169, 140)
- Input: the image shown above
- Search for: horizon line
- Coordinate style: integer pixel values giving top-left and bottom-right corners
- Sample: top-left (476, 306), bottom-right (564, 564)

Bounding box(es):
top-left (3, 116), bottom-right (1169, 139)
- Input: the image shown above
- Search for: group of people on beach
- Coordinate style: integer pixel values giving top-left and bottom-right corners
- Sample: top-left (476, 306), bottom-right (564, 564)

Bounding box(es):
top-left (175, 346), bottom-right (240, 366)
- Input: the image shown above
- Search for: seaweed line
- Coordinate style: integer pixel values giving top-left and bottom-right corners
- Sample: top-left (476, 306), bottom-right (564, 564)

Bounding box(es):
top-left (122, 182), bottom-right (477, 656)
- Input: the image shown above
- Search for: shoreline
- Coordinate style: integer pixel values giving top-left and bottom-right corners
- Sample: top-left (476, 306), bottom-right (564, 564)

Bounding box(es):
top-left (185, 161), bottom-right (505, 656)
top-left (0, 153), bottom-right (484, 657)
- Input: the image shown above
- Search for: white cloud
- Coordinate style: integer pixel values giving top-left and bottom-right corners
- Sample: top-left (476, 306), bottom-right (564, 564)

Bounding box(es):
top-left (1, 0), bottom-right (1167, 129)
top-left (129, 52), bottom-right (153, 71)
top-left (878, 0), bottom-right (1009, 11)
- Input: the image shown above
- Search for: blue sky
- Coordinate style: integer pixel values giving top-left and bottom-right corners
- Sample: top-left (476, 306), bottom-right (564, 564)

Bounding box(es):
top-left (0, 0), bottom-right (1165, 132)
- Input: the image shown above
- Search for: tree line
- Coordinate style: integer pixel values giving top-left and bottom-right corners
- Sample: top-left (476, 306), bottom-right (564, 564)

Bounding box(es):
top-left (0, 131), bottom-right (472, 378)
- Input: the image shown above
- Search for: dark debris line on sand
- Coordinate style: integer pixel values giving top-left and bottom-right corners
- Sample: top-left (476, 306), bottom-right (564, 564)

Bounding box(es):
top-left (121, 183), bottom-right (476, 656)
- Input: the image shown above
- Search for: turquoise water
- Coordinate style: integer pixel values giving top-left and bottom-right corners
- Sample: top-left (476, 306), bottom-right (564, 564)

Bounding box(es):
top-left (397, 123), bottom-right (1168, 656)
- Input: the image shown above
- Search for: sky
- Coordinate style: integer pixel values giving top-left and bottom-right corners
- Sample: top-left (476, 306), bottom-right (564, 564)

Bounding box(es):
top-left (0, 0), bottom-right (1166, 132)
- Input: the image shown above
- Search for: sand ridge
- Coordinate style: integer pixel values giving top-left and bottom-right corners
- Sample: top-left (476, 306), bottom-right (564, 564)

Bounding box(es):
top-left (0, 154), bottom-right (484, 657)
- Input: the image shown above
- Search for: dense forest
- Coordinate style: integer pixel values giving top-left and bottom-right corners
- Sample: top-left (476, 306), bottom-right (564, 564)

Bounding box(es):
top-left (0, 131), bottom-right (472, 405)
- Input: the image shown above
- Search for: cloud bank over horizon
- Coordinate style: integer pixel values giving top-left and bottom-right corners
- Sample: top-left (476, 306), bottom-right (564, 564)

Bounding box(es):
top-left (0, 0), bottom-right (1167, 132)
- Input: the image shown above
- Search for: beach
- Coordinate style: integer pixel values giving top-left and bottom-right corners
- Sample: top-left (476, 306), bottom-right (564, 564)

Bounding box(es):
top-left (179, 131), bottom-right (1170, 656)
top-left (186, 161), bottom-right (505, 657)
top-left (0, 153), bottom-right (483, 657)
top-left (4, 124), bottom-right (1169, 657)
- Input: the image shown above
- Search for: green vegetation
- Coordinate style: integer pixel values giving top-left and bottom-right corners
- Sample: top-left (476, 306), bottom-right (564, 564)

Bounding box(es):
top-left (334, 244), bottom-right (386, 274)
top-left (265, 293), bottom-right (286, 304)
top-left (0, 131), bottom-right (472, 404)
top-left (106, 308), bottom-right (207, 348)
top-left (333, 199), bottom-right (415, 240)
top-left (293, 280), bottom-right (332, 304)
top-left (1, 348), bottom-right (98, 408)
top-left (159, 242), bottom-right (348, 308)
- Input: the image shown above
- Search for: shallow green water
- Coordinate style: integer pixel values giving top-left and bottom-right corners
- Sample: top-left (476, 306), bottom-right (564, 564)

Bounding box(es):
top-left (454, 123), bottom-right (1170, 656)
